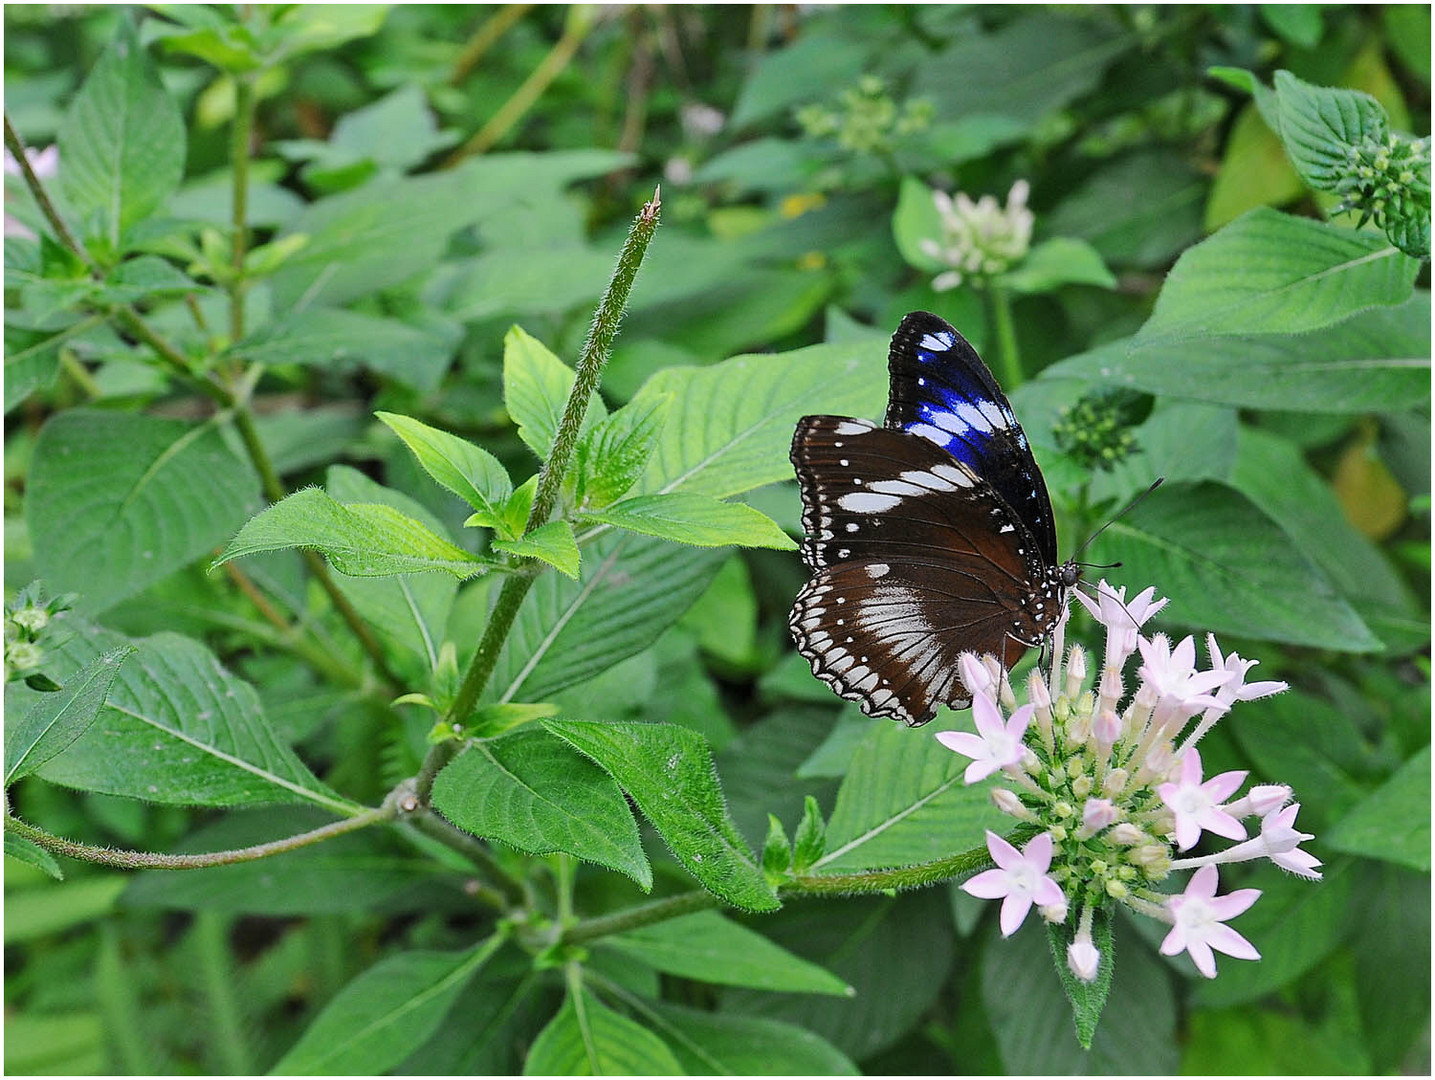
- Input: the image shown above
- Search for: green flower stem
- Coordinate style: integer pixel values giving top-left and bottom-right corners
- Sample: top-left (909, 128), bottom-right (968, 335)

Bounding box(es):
top-left (229, 74), bottom-right (256, 344)
top-left (4, 803), bottom-right (394, 870)
top-left (109, 305), bottom-right (231, 405)
top-left (422, 189), bottom-right (662, 800)
top-left (3, 111), bottom-right (92, 269)
top-left (444, 5), bottom-right (596, 166)
top-left (195, 912), bottom-right (254, 1075)
top-left (560, 842), bottom-right (992, 946)
top-left (449, 3), bottom-right (535, 85)
top-left (986, 283), bottom-right (1023, 391)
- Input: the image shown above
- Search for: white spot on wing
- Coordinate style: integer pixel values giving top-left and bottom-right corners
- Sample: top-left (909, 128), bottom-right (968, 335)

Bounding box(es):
top-left (838, 491), bottom-right (902, 513)
top-left (867, 563), bottom-right (890, 578)
top-left (834, 420), bottom-right (874, 436)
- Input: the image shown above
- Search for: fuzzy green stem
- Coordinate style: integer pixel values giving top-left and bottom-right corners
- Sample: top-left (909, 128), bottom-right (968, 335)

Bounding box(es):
top-left (407, 808), bottom-right (527, 908)
top-left (987, 283), bottom-right (1023, 390)
top-left (4, 112), bottom-right (92, 268)
top-left (229, 75), bottom-right (255, 343)
top-left (5, 803), bottom-right (392, 870)
top-left (423, 188), bottom-right (662, 797)
top-left (561, 890), bottom-right (719, 946)
top-left (444, 5), bottom-right (596, 165)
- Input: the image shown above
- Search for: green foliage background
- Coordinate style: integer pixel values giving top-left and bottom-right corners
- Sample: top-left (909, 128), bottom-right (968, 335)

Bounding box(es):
top-left (4, 4), bottom-right (1429, 1075)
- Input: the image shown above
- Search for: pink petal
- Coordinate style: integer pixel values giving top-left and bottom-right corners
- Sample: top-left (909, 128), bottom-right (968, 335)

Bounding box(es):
top-left (1005, 704), bottom-right (1034, 740)
top-left (1202, 769), bottom-right (1249, 803)
top-left (999, 891), bottom-right (1033, 937)
top-left (971, 693), bottom-right (1006, 741)
top-left (1187, 865), bottom-right (1220, 900)
top-left (1180, 749), bottom-right (1203, 785)
top-left (964, 758), bottom-right (1000, 783)
top-left (1273, 850), bottom-right (1322, 878)
top-left (1073, 588), bottom-right (1100, 621)
top-left (1197, 807), bottom-right (1249, 842)
top-left (1205, 923), bottom-right (1261, 961)
top-left (1172, 636), bottom-right (1196, 670)
top-left (1021, 831), bottom-right (1054, 872)
top-left (985, 830), bottom-right (1023, 870)
top-left (1186, 938), bottom-right (1218, 978)
top-left (1033, 876), bottom-right (1065, 908)
top-left (1238, 679), bottom-right (1287, 700)
top-left (1158, 924), bottom-right (1186, 956)
top-left (961, 868), bottom-right (1011, 899)
top-left (1208, 886), bottom-right (1261, 920)
top-left (936, 731), bottom-right (986, 758)
top-left (1174, 815), bottom-right (1201, 851)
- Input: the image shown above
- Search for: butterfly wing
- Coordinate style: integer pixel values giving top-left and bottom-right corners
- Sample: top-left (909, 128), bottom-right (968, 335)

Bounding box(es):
top-left (885, 310), bottom-right (1059, 567)
top-left (790, 415), bottom-right (1057, 725)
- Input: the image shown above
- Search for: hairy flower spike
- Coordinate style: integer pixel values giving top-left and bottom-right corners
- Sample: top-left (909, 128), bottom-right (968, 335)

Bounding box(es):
top-left (936, 579), bottom-right (1318, 982)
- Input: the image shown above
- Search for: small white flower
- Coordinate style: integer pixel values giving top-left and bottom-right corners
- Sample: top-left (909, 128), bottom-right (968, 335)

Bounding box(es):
top-left (936, 690), bottom-right (1033, 783)
top-left (1074, 580), bottom-right (1168, 670)
top-left (680, 102), bottom-right (726, 139)
top-left (1156, 748), bottom-right (1248, 851)
top-left (1205, 635), bottom-right (1288, 706)
top-left (1223, 783), bottom-right (1292, 820)
top-left (962, 831), bottom-right (1066, 937)
top-left (1170, 802), bottom-right (1322, 879)
top-left (1160, 865), bottom-right (1262, 978)
top-left (924, 179), bottom-right (1034, 291)
top-left (1138, 634), bottom-right (1233, 731)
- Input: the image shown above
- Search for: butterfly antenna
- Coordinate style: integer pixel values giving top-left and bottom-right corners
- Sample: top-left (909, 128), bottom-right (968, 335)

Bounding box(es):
top-left (1071, 477), bottom-right (1164, 561)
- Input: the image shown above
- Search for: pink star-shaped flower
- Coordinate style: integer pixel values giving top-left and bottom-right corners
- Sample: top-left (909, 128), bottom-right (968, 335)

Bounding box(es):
top-left (1075, 580), bottom-right (1169, 670)
top-left (1157, 748), bottom-right (1248, 851)
top-left (1138, 634), bottom-right (1234, 714)
top-left (1160, 865), bottom-right (1262, 978)
top-left (1206, 634), bottom-right (1289, 707)
top-left (961, 831), bottom-right (1066, 937)
top-left (1258, 803), bottom-right (1322, 879)
top-left (936, 692), bottom-right (1033, 783)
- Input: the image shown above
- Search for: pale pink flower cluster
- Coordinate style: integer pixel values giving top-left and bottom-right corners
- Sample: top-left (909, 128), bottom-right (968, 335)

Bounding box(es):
top-left (920, 180), bottom-right (1034, 291)
top-left (939, 580), bottom-right (1317, 984)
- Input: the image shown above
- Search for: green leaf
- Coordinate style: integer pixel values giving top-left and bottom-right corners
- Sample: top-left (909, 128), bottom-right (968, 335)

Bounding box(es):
top-left (268, 152), bottom-right (631, 310)
top-left (545, 719), bottom-right (780, 912)
top-left (485, 534), bottom-right (724, 704)
top-left (524, 984), bottom-right (683, 1076)
top-left (503, 325), bottom-right (605, 461)
top-left (273, 939), bottom-right (503, 1075)
top-left (892, 175), bottom-right (945, 273)
top-left (5, 645), bottom-right (132, 785)
top-left (1136, 209), bottom-right (1420, 343)
top-left (1183, 1003), bottom-right (1370, 1075)
top-left (26, 410), bottom-right (262, 614)
top-left (815, 719), bottom-right (1006, 873)
top-left (234, 309), bottom-right (460, 394)
top-left (4, 833), bottom-right (63, 880)
top-left (431, 729), bottom-right (651, 887)
top-left (99, 254), bottom-right (200, 303)
top-left (323, 466), bottom-right (457, 669)
top-left (1053, 292), bottom-right (1430, 413)
top-left (1351, 864), bottom-right (1431, 1072)
top-left (1260, 5), bottom-right (1324, 48)
top-left (762, 814), bottom-right (792, 880)
top-left (1046, 908), bottom-right (1116, 1049)
top-left (464, 702), bottom-right (560, 738)
top-left (1088, 481), bottom-right (1380, 652)
top-left (913, 12), bottom-right (1130, 130)
top-left (1191, 862), bottom-right (1355, 1006)
top-left (14, 625), bottom-right (349, 811)
top-left (792, 795), bottom-right (827, 872)
top-left (644, 1003), bottom-right (859, 1076)
top-left (635, 339), bottom-right (887, 499)
top-left (579, 393), bottom-right (671, 508)
top-left (1002, 237), bottom-right (1116, 294)
top-left (721, 891), bottom-right (953, 1062)
top-left (1204, 104), bottom-right (1307, 231)
top-left (604, 910), bottom-right (851, 995)
top-left (493, 520), bottom-right (581, 578)
top-left (583, 492), bottom-right (795, 550)
top-left (377, 412), bottom-right (513, 521)
top-left (1046, 150), bottom-right (1206, 268)
top-left (983, 919), bottom-right (1176, 1073)
top-left (444, 247), bottom-right (615, 323)
top-left (729, 29), bottom-right (867, 129)
top-left (1271, 69), bottom-right (1388, 191)
top-left (57, 15), bottom-right (186, 249)
top-left (215, 487), bottom-right (490, 579)
top-left (3, 875), bottom-right (127, 944)
top-left (124, 808), bottom-right (458, 914)
top-left (1325, 747), bottom-right (1431, 871)
top-left (1229, 426), bottom-right (1420, 648)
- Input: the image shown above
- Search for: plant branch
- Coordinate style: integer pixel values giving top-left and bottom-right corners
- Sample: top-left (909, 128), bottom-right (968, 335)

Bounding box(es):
top-left (5, 803), bottom-right (394, 870)
top-left (407, 808), bottom-right (528, 908)
top-left (986, 283), bottom-right (1023, 390)
top-left (4, 111), bottom-right (91, 268)
top-left (561, 889), bottom-right (718, 945)
top-left (449, 3), bottom-right (534, 85)
top-left (420, 188), bottom-right (662, 801)
top-left (444, 5), bottom-right (596, 165)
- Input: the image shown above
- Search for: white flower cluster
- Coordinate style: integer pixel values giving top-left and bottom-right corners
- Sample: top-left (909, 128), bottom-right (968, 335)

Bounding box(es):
top-left (939, 581), bottom-right (1319, 982)
top-left (921, 180), bottom-right (1034, 291)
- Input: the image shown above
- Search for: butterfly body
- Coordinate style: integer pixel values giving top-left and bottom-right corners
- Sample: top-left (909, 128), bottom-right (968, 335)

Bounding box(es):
top-left (790, 311), bottom-right (1079, 726)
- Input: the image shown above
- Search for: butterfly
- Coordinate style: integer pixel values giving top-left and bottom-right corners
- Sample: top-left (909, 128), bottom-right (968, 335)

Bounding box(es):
top-left (789, 310), bottom-right (1081, 726)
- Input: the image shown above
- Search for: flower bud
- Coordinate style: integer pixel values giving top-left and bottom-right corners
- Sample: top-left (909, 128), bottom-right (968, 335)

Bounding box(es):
top-left (1104, 878), bottom-right (1129, 900)
top-left (1040, 897), bottom-right (1069, 923)
top-left (11, 607), bottom-right (49, 633)
top-left (1109, 822), bottom-right (1144, 845)
top-left (1027, 670), bottom-right (1051, 711)
top-left (6, 641), bottom-right (43, 672)
top-left (1065, 646), bottom-right (1087, 699)
top-left (1225, 783), bottom-right (1292, 819)
top-left (1067, 939), bottom-right (1100, 982)
top-left (1094, 707), bottom-right (1122, 752)
top-left (1071, 774), bottom-right (1093, 799)
top-left (1102, 768), bottom-right (1129, 798)
top-left (991, 787), bottom-right (1032, 821)
top-left (1082, 798), bottom-right (1119, 832)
